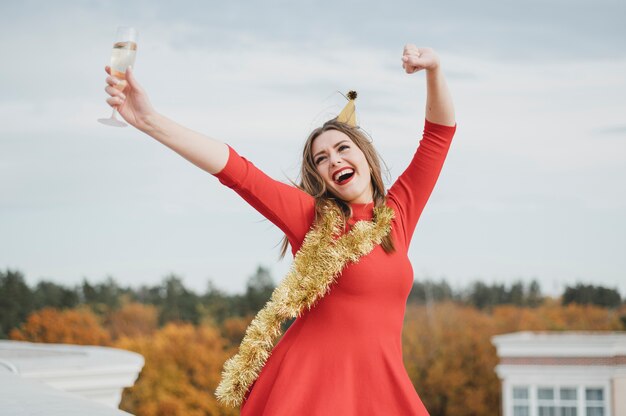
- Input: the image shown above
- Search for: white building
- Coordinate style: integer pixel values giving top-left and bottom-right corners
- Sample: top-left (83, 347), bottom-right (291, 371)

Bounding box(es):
top-left (0, 340), bottom-right (144, 415)
top-left (492, 332), bottom-right (626, 416)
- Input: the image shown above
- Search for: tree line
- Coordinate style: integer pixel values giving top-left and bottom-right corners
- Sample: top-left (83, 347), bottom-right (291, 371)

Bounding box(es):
top-left (1, 267), bottom-right (623, 339)
top-left (2, 266), bottom-right (625, 416)
top-left (6, 297), bottom-right (626, 416)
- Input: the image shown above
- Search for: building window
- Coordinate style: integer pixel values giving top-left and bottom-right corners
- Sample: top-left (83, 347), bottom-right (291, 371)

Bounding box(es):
top-left (559, 387), bottom-right (577, 416)
top-left (537, 387), bottom-right (556, 416)
top-left (511, 385), bottom-right (606, 416)
top-left (532, 386), bottom-right (605, 416)
top-left (585, 388), bottom-right (604, 416)
top-left (512, 386), bottom-right (530, 416)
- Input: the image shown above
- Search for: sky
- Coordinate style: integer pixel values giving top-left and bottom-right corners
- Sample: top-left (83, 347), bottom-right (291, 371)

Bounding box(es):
top-left (1, 0), bottom-right (625, 296)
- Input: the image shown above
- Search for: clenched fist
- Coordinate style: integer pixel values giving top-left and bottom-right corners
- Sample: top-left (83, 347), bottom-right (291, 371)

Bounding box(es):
top-left (401, 45), bottom-right (440, 74)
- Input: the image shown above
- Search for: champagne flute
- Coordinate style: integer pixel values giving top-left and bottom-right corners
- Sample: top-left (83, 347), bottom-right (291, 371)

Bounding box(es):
top-left (98, 26), bottom-right (138, 127)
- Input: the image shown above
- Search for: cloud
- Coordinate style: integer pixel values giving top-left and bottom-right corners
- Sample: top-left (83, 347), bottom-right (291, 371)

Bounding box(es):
top-left (593, 125), bottom-right (626, 137)
top-left (1, 0), bottom-right (626, 295)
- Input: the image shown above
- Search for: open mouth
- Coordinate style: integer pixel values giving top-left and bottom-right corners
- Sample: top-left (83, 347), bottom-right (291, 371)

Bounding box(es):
top-left (333, 168), bottom-right (355, 185)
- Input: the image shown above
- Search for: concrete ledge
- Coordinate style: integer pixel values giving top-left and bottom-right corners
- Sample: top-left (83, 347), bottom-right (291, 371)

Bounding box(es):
top-left (0, 341), bottom-right (144, 412)
top-left (0, 372), bottom-right (134, 416)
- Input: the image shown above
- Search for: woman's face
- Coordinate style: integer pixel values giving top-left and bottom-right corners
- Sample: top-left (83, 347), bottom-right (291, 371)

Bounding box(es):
top-left (311, 129), bottom-right (373, 204)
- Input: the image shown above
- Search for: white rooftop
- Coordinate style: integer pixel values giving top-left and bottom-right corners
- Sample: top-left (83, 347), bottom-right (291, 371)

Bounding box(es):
top-left (492, 331), bottom-right (626, 357)
top-left (0, 341), bottom-right (144, 416)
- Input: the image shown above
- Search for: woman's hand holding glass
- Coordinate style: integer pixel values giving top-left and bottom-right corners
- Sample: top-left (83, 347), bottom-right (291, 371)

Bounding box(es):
top-left (104, 65), bottom-right (156, 131)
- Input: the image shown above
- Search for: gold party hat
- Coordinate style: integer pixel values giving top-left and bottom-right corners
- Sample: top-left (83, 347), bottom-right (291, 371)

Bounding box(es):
top-left (336, 90), bottom-right (357, 126)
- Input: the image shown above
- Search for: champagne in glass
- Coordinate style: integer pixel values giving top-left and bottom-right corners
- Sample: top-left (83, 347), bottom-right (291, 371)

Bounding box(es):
top-left (98, 26), bottom-right (138, 127)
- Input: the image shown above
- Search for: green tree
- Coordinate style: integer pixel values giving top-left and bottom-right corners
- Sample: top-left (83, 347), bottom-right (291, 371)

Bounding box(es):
top-left (243, 266), bottom-right (275, 314)
top-left (527, 280), bottom-right (543, 307)
top-left (563, 284), bottom-right (621, 308)
top-left (408, 280), bottom-right (453, 304)
top-left (159, 274), bottom-right (201, 324)
top-left (509, 281), bottom-right (524, 306)
top-left (199, 280), bottom-right (235, 325)
top-left (32, 280), bottom-right (79, 310)
top-left (81, 276), bottom-right (128, 311)
top-left (0, 269), bottom-right (33, 338)
top-left (464, 280), bottom-right (544, 309)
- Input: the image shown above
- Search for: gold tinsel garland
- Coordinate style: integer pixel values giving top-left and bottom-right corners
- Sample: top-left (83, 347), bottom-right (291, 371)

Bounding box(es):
top-left (214, 203), bottom-right (394, 407)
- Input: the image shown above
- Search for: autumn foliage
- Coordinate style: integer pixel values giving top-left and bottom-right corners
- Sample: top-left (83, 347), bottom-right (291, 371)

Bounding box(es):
top-left (105, 302), bottom-right (159, 340)
top-left (402, 301), bottom-right (623, 416)
top-left (115, 322), bottom-right (238, 416)
top-left (10, 307), bottom-right (111, 345)
top-left (403, 303), bottom-right (500, 415)
top-left (7, 293), bottom-right (625, 415)
top-left (219, 314), bottom-right (254, 346)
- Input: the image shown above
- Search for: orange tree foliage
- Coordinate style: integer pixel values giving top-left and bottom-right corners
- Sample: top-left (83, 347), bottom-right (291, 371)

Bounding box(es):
top-left (10, 307), bottom-right (111, 345)
top-left (219, 314), bottom-right (253, 346)
top-left (115, 322), bottom-right (238, 416)
top-left (492, 301), bottom-right (623, 332)
top-left (105, 302), bottom-right (158, 340)
top-left (402, 301), bottom-right (623, 416)
top-left (403, 302), bottom-right (500, 416)
top-left (11, 300), bottom-right (622, 416)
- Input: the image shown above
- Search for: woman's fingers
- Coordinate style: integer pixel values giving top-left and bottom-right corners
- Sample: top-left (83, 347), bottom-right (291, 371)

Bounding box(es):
top-left (402, 44), bottom-right (425, 74)
top-left (403, 45), bottom-right (420, 59)
top-left (106, 96), bottom-right (124, 107)
top-left (104, 85), bottom-right (126, 100)
top-left (404, 43), bottom-right (418, 54)
top-left (401, 43), bottom-right (423, 73)
top-left (125, 66), bottom-right (140, 91)
top-left (401, 46), bottom-right (438, 72)
top-left (403, 52), bottom-right (422, 64)
top-left (402, 56), bottom-right (422, 73)
top-left (105, 76), bottom-right (122, 87)
top-left (105, 65), bottom-right (111, 75)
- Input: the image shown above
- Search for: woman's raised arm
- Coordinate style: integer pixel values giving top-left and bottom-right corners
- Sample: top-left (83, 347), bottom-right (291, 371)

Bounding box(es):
top-left (401, 45), bottom-right (455, 127)
top-left (385, 45), bottom-right (457, 247)
top-left (103, 65), bottom-right (315, 250)
top-left (103, 65), bottom-right (229, 174)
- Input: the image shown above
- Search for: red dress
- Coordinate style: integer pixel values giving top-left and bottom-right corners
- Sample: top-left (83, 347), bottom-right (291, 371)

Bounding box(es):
top-left (213, 119), bottom-right (456, 415)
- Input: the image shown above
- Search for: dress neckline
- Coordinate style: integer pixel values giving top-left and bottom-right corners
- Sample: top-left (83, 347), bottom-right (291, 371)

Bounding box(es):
top-left (349, 201), bottom-right (375, 220)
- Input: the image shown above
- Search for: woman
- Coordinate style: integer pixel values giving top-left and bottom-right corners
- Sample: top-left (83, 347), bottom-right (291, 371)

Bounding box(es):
top-left (103, 44), bottom-right (456, 415)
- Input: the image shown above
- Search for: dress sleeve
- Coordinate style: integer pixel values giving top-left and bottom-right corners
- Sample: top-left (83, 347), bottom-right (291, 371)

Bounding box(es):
top-left (386, 119), bottom-right (457, 248)
top-left (212, 145), bottom-right (316, 254)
